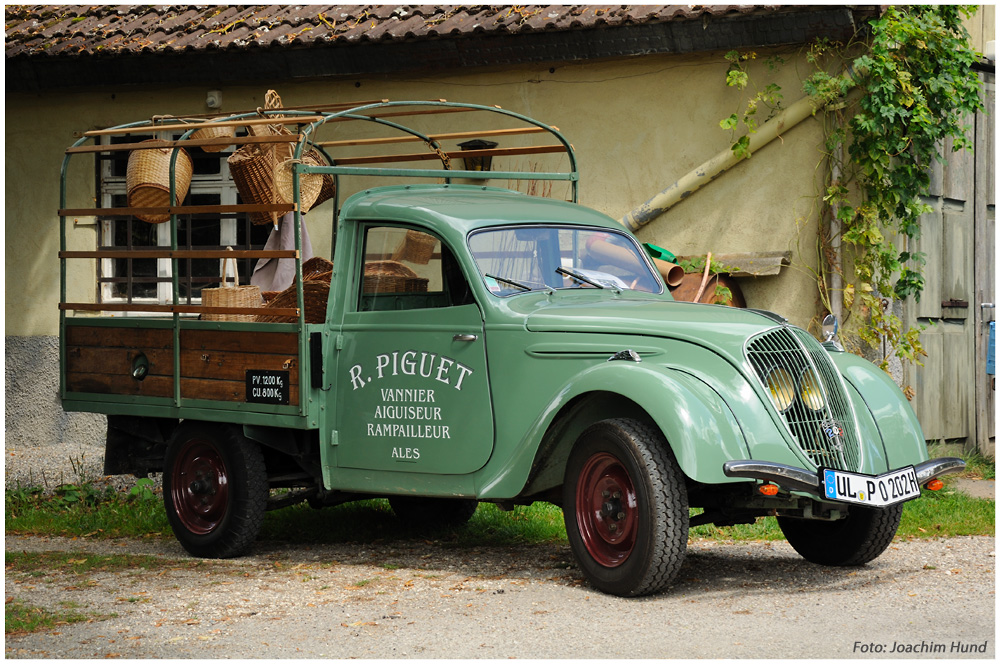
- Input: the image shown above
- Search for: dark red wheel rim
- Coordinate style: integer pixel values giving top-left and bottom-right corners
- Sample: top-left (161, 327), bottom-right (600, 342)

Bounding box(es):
top-left (574, 452), bottom-right (638, 567)
top-left (170, 439), bottom-right (230, 535)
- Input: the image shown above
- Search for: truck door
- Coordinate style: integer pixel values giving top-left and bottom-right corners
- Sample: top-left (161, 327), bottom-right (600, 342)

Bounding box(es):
top-left (336, 225), bottom-right (494, 474)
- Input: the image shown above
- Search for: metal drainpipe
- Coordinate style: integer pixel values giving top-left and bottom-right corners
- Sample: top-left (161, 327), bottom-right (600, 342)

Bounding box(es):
top-left (619, 68), bottom-right (861, 232)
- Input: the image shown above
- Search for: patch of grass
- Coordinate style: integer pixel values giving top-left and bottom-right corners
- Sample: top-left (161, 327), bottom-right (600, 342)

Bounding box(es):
top-left (460, 502), bottom-right (567, 545)
top-left (957, 451), bottom-right (996, 481)
top-left (5, 597), bottom-right (111, 635)
top-left (5, 551), bottom-right (194, 576)
top-left (899, 487), bottom-right (995, 537)
top-left (689, 511), bottom-right (785, 541)
top-left (5, 482), bottom-right (170, 539)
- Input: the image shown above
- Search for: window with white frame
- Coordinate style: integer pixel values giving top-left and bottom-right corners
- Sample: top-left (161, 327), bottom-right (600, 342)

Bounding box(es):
top-left (97, 131), bottom-right (272, 305)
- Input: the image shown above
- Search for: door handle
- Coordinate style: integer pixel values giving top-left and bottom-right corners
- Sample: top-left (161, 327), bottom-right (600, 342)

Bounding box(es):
top-left (981, 303), bottom-right (995, 309)
top-left (453, 333), bottom-right (478, 342)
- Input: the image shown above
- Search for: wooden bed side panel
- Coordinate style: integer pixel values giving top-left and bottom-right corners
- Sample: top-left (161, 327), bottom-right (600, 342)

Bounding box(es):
top-left (64, 326), bottom-right (301, 405)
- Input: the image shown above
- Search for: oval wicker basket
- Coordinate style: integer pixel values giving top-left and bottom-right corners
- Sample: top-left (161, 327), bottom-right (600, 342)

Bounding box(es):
top-left (274, 155), bottom-right (324, 211)
top-left (126, 141), bottom-right (194, 223)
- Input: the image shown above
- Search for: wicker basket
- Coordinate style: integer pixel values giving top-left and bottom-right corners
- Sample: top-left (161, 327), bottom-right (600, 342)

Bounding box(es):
top-left (126, 141), bottom-right (193, 223)
top-left (274, 154), bottom-right (324, 211)
top-left (392, 229), bottom-right (438, 265)
top-left (232, 89), bottom-right (330, 224)
top-left (362, 260), bottom-right (429, 294)
top-left (301, 256), bottom-right (334, 280)
top-left (255, 280), bottom-right (330, 324)
top-left (191, 123), bottom-right (236, 152)
top-left (202, 252), bottom-right (262, 322)
top-left (228, 143), bottom-right (280, 226)
top-left (314, 172), bottom-right (337, 207)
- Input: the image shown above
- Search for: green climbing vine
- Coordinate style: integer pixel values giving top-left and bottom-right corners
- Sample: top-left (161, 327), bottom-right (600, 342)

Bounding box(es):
top-left (722, 6), bottom-right (985, 372)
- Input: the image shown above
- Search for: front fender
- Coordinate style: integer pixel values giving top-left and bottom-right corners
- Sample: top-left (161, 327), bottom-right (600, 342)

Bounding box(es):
top-left (477, 360), bottom-right (755, 498)
top-left (828, 351), bottom-right (928, 469)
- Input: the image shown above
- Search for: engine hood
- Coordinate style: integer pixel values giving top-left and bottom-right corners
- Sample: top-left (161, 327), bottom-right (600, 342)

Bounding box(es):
top-left (521, 294), bottom-right (783, 361)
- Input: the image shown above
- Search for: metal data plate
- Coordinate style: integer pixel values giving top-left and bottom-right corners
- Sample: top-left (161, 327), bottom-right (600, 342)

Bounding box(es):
top-left (822, 466), bottom-right (921, 507)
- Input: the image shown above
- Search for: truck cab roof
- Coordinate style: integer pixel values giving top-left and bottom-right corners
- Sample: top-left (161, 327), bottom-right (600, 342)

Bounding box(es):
top-left (340, 184), bottom-right (624, 237)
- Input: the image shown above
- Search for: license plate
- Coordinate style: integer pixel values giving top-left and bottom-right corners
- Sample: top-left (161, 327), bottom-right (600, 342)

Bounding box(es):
top-left (821, 466), bottom-right (921, 507)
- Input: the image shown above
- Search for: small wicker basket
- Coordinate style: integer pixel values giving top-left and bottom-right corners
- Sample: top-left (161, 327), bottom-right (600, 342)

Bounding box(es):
top-left (126, 141), bottom-right (193, 223)
top-left (392, 229), bottom-right (438, 265)
top-left (191, 123), bottom-right (236, 152)
top-left (202, 251), bottom-right (262, 322)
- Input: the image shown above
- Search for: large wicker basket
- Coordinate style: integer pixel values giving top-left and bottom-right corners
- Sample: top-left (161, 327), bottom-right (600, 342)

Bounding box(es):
top-left (255, 280), bottom-right (330, 324)
top-left (201, 253), bottom-right (262, 322)
top-left (228, 143), bottom-right (280, 226)
top-left (126, 141), bottom-right (193, 223)
top-left (231, 90), bottom-right (331, 224)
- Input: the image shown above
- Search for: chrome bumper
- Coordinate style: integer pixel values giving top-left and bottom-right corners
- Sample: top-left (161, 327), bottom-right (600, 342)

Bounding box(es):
top-left (722, 457), bottom-right (966, 496)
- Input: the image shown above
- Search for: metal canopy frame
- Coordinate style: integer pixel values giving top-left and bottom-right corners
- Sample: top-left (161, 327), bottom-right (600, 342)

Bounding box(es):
top-left (58, 99), bottom-right (579, 417)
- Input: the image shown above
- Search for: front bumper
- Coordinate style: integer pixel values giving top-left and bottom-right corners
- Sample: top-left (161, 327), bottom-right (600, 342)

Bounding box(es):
top-left (722, 457), bottom-right (966, 497)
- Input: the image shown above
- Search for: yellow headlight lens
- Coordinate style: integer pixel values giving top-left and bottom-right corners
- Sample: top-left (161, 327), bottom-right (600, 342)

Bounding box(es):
top-left (765, 367), bottom-right (795, 412)
top-left (799, 367), bottom-right (826, 411)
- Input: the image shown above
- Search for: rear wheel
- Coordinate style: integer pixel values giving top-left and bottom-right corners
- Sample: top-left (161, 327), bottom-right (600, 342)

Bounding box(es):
top-left (388, 496), bottom-right (479, 529)
top-left (563, 418), bottom-right (688, 597)
top-left (163, 422), bottom-right (267, 558)
top-left (778, 504), bottom-right (902, 566)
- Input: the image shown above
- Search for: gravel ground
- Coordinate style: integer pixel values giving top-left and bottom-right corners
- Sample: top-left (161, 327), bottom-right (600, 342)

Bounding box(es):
top-left (5, 534), bottom-right (996, 659)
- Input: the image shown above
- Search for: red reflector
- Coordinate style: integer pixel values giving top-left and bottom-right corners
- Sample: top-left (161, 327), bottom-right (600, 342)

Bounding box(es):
top-left (758, 483), bottom-right (779, 496)
top-left (926, 478), bottom-right (944, 491)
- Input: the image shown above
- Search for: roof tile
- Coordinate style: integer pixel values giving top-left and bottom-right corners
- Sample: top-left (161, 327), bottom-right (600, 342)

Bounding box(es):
top-left (5, 4), bottom-right (850, 59)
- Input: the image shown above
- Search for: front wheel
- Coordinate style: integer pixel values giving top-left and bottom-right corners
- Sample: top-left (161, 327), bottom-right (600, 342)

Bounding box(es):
top-left (563, 418), bottom-right (688, 597)
top-left (163, 421), bottom-right (267, 558)
top-left (777, 503), bottom-right (902, 566)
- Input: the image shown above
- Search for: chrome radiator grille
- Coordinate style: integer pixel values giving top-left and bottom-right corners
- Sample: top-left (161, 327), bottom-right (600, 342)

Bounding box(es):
top-left (745, 326), bottom-right (862, 471)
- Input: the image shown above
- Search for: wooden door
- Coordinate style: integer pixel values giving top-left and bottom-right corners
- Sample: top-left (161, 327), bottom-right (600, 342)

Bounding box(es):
top-left (907, 71), bottom-right (994, 456)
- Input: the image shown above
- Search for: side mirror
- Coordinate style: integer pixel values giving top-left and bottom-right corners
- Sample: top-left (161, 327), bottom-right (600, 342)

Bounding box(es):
top-left (822, 314), bottom-right (839, 342)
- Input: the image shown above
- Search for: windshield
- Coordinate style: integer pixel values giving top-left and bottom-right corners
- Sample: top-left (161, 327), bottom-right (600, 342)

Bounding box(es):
top-left (468, 226), bottom-right (662, 296)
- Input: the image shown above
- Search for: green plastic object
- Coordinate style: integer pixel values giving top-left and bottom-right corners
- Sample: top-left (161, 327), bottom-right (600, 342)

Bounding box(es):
top-left (643, 242), bottom-right (676, 263)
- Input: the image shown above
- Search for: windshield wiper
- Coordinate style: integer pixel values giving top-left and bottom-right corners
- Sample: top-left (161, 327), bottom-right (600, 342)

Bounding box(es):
top-left (556, 266), bottom-right (610, 291)
top-left (486, 273), bottom-right (532, 292)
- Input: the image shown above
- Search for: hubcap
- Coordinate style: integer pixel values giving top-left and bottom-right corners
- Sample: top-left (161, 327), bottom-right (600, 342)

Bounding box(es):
top-left (575, 452), bottom-right (638, 567)
top-left (171, 439), bottom-right (229, 535)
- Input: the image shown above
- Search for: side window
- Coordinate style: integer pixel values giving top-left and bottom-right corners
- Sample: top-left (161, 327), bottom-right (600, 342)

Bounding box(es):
top-left (358, 226), bottom-right (474, 311)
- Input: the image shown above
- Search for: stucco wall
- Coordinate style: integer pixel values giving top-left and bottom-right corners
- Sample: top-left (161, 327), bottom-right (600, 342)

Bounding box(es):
top-left (5, 336), bottom-right (106, 448)
top-left (5, 47), bottom-right (830, 447)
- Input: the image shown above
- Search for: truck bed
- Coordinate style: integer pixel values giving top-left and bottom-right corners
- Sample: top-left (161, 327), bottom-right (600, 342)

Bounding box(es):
top-left (62, 319), bottom-right (313, 426)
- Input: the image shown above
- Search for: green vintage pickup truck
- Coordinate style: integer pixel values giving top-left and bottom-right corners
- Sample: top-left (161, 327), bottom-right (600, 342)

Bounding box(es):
top-left (59, 101), bottom-right (963, 597)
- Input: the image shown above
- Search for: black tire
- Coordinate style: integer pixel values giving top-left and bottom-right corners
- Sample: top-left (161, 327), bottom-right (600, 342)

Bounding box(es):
top-left (163, 421), bottom-right (267, 558)
top-left (388, 496), bottom-right (479, 529)
top-left (778, 503), bottom-right (902, 566)
top-left (563, 418), bottom-right (688, 597)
